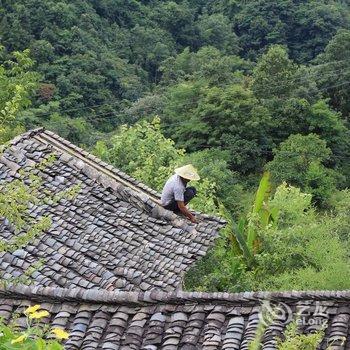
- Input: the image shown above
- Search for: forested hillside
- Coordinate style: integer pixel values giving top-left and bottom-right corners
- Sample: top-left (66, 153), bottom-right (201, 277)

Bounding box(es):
top-left (1, 0), bottom-right (350, 293)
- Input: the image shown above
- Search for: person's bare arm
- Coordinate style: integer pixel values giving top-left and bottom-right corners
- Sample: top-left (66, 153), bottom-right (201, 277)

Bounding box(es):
top-left (177, 201), bottom-right (197, 223)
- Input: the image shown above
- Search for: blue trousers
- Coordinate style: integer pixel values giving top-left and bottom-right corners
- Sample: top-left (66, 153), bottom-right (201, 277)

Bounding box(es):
top-left (163, 187), bottom-right (197, 213)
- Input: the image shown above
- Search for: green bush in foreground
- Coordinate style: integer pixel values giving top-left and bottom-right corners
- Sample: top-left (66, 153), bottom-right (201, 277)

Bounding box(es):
top-left (277, 324), bottom-right (324, 350)
top-left (249, 318), bottom-right (345, 350)
top-left (249, 321), bottom-right (324, 350)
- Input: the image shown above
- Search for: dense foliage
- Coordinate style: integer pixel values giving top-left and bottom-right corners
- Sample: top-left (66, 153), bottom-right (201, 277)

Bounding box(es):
top-left (0, 0), bottom-right (349, 140)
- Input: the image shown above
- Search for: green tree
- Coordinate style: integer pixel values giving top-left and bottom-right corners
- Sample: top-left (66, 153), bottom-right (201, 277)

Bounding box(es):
top-left (150, 1), bottom-right (195, 47)
top-left (0, 45), bottom-right (39, 143)
top-left (28, 40), bottom-right (55, 64)
top-left (129, 25), bottom-right (175, 83)
top-left (199, 0), bottom-right (239, 19)
top-left (196, 14), bottom-right (239, 54)
top-left (315, 29), bottom-right (350, 119)
top-left (0, 0), bottom-right (151, 133)
top-left (252, 45), bottom-right (298, 99)
top-left (267, 134), bottom-right (339, 205)
top-left (290, 1), bottom-right (350, 62)
top-left (163, 82), bottom-right (272, 173)
top-left (265, 98), bottom-right (349, 174)
top-left (39, 113), bottom-right (96, 146)
top-left (90, 0), bottom-right (141, 26)
top-left (162, 81), bottom-right (206, 150)
top-left (234, 0), bottom-right (293, 60)
top-left (160, 46), bottom-right (251, 86)
top-left (94, 117), bottom-right (185, 191)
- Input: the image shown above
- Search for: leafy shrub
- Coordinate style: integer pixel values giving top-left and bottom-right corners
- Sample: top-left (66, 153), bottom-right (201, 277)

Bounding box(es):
top-left (269, 183), bottom-right (312, 227)
top-left (329, 189), bottom-right (350, 242)
top-left (184, 236), bottom-right (248, 292)
top-left (248, 309), bottom-right (325, 350)
top-left (247, 184), bottom-right (350, 291)
top-left (277, 322), bottom-right (324, 350)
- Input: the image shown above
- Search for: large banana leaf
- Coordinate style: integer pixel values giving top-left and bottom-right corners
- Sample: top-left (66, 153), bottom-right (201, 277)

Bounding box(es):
top-left (232, 218), bottom-right (254, 265)
top-left (247, 171), bottom-right (271, 250)
top-left (253, 171), bottom-right (271, 214)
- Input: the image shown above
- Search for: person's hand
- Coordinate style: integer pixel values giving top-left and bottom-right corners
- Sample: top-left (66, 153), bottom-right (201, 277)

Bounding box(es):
top-left (190, 216), bottom-right (197, 224)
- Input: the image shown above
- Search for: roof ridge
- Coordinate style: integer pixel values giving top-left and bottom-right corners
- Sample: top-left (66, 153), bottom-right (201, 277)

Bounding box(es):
top-left (10, 127), bottom-right (160, 200)
top-left (3, 285), bottom-right (350, 306)
top-left (36, 129), bottom-right (160, 200)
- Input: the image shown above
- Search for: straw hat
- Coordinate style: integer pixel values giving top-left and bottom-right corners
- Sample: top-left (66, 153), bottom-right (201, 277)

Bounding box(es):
top-left (175, 164), bottom-right (200, 181)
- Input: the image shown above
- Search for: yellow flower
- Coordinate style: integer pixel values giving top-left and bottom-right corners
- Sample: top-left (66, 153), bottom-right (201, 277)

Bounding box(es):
top-left (29, 310), bottom-right (50, 319)
top-left (11, 334), bottom-right (27, 344)
top-left (24, 304), bottom-right (41, 314)
top-left (51, 328), bottom-right (69, 340)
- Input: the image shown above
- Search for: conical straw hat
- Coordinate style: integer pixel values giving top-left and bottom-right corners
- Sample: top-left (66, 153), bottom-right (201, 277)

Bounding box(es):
top-left (175, 164), bottom-right (200, 181)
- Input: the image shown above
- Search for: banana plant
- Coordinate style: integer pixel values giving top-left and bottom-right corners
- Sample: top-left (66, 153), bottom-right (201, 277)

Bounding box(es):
top-left (246, 171), bottom-right (275, 251)
top-left (229, 171), bottom-right (278, 266)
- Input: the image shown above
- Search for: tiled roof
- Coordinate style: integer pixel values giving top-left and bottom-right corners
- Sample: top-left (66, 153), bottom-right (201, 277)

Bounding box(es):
top-left (0, 128), bottom-right (225, 292)
top-left (1, 285), bottom-right (349, 350)
top-left (3, 129), bottom-right (348, 349)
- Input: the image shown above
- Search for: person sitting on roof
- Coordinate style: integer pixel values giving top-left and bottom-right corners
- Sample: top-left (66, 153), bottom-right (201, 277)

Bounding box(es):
top-left (161, 164), bottom-right (200, 224)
